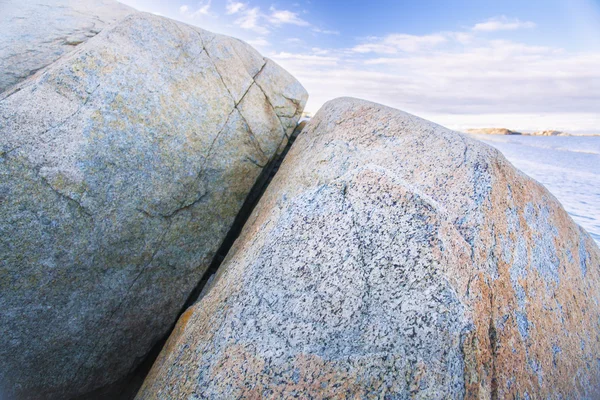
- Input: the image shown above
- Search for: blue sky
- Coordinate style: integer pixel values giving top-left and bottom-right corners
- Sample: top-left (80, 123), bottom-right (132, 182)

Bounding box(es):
top-left (120, 0), bottom-right (600, 133)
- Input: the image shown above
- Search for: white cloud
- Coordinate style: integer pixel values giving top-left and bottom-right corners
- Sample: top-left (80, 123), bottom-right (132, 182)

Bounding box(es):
top-left (271, 52), bottom-right (339, 67)
top-left (352, 33), bottom-right (447, 54)
top-left (226, 1), bottom-right (245, 15)
top-left (179, 2), bottom-right (212, 18)
top-left (472, 16), bottom-right (536, 32)
top-left (268, 8), bottom-right (309, 26)
top-left (271, 35), bottom-right (600, 131)
top-left (447, 31), bottom-right (473, 44)
top-left (234, 7), bottom-right (269, 35)
top-left (232, 6), bottom-right (311, 36)
top-left (193, 2), bottom-right (212, 17)
top-left (313, 27), bottom-right (340, 35)
top-left (311, 47), bottom-right (330, 55)
top-left (247, 37), bottom-right (270, 47)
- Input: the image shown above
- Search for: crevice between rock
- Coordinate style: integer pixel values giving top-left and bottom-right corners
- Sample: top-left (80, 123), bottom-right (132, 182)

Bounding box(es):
top-left (73, 120), bottom-right (308, 400)
top-left (488, 292), bottom-right (498, 400)
top-left (177, 123), bottom-right (307, 314)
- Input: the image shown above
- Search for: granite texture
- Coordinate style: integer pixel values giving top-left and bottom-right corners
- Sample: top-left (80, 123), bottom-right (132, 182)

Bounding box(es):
top-left (138, 98), bottom-right (600, 399)
top-left (0, 0), bottom-right (135, 94)
top-left (0, 12), bottom-right (307, 399)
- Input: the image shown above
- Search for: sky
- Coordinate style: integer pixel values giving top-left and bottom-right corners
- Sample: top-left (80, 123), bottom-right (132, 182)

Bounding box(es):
top-left (119, 0), bottom-right (600, 134)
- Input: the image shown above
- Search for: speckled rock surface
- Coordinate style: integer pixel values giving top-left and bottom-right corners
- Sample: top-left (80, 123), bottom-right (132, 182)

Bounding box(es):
top-left (138, 98), bottom-right (600, 399)
top-left (0, 12), bottom-right (307, 399)
top-left (0, 0), bottom-right (135, 94)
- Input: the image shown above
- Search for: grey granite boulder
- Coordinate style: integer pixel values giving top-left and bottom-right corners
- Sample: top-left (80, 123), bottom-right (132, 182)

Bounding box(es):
top-left (138, 98), bottom-right (600, 399)
top-left (0, 0), bottom-right (135, 94)
top-left (0, 12), bottom-right (307, 399)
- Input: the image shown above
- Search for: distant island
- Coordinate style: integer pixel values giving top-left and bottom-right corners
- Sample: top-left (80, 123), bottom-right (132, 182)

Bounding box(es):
top-left (465, 128), bottom-right (570, 136)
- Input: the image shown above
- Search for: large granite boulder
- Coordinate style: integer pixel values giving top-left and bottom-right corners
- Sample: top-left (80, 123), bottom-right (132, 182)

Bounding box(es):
top-left (138, 98), bottom-right (600, 399)
top-left (0, 0), bottom-right (135, 94)
top-left (0, 12), bottom-right (307, 399)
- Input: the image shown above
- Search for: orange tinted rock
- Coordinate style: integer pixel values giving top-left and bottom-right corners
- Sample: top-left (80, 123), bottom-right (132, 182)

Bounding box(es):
top-left (139, 98), bottom-right (600, 398)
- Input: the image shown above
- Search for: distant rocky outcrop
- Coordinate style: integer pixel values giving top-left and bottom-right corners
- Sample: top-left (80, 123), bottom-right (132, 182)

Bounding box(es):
top-left (0, 11), bottom-right (307, 400)
top-left (531, 130), bottom-right (568, 136)
top-left (138, 98), bottom-right (600, 399)
top-left (0, 0), bottom-right (135, 93)
top-left (466, 127), bottom-right (522, 135)
top-left (466, 128), bottom-right (573, 136)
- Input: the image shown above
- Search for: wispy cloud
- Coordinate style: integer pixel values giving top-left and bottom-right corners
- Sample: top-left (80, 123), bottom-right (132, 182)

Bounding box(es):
top-left (206, 1), bottom-right (337, 42)
top-left (234, 7), bottom-right (269, 34)
top-left (226, 1), bottom-right (245, 15)
top-left (352, 33), bottom-right (447, 54)
top-left (179, 1), bottom-right (212, 18)
top-left (247, 37), bottom-right (270, 47)
top-left (313, 27), bottom-right (340, 35)
top-left (268, 7), bottom-right (309, 26)
top-left (472, 16), bottom-right (536, 32)
top-left (272, 52), bottom-right (340, 67)
top-left (231, 5), bottom-right (314, 36)
top-left (271, 28), bottom-right (600, 123)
